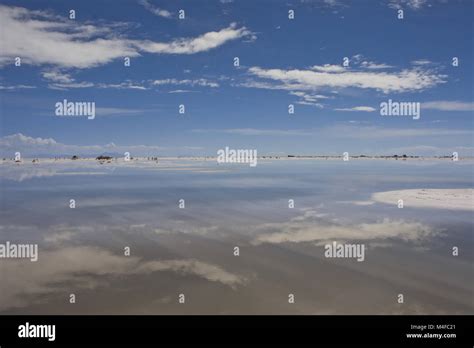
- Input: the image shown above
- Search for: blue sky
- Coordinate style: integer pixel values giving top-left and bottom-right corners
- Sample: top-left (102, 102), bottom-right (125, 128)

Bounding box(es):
top-left (0, 0), bottom-right (472, 156)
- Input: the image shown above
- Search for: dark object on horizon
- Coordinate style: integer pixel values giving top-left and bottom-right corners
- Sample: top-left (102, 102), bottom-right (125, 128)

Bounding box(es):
top-left (71, 155), bottom-right (79, 160)
top-left (96, 155), bottom-right (113, 160)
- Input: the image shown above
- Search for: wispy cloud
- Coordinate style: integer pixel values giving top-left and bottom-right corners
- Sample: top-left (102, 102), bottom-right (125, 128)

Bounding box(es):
top-left (0, 133), bottom-right (204, 157)
top-left (388, 0), bottom-right (428, 10)
top-left (334, 106), bottom-right (376, 112)
top-left (136, 22), bottom-right (253, 55)
top-left (0, 84), bottom-right (36, 90)
top-left (191, 128), bottom-right (311, 136)
top-left (152, 78), bottom-right (219, 88)
top-left (421, 101), bottom-right (474, 111)
top-left (245, 65), bottom-right (445, 93)
top-left (411, 59), bottom-right (433, 66)
top-left (0, 5), bottom-right (253, 69)
top-left (360, 61), bottom-right (394, 70)
top-left (192, 126), bottom-right (472, 139)
top-left (41, 70), bottom-right (220, 90)
top-left (290, 91), bottom-right (328, 107)
top-left (138, 0), bottom-right (172, 18)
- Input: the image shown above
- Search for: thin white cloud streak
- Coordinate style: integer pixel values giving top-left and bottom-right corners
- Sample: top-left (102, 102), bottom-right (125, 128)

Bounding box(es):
top-left (136, 23), bottom-right (252, 55)
top-left (192, 126), bottom-right (472, 138)
top-left (246, 66), bottom-right (446, 93)
top-left (334, 106), bottom-right (376, 112)
top-left (0, 85), bottom-right (36, 90)
top-left (411, 59), bottom-right (433, 66)
top-left (421, 101), bottom-right (474, 111)
top-left (388, 0), bottom-right (428, 10)
top-left (95, 107), bottom-right (145, 115)
top-left (310, 64), bottom-right (346, 73)
top-left (290, 91), bottom-right (329, 107)
top-left (0, 5), bottom-right (253, 69)
top-left (0, 133), bottom-right (202, 157)
top-left (360, 61), bottom-right (394, 69)
top-left (138, 0), bottom-right (172, 18)
top-left (152, 79), bottom-right (219, 88)
top-left (41, 70), bottom-right (220, 90)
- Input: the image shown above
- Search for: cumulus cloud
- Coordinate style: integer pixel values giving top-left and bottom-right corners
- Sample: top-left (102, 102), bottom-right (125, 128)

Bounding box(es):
top-left (0, 5), bottom-right (253, 69)
top-left (0, 246), bottom-right (245, 310)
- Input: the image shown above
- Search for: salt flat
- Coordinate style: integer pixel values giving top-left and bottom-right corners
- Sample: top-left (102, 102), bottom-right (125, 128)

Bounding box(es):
top-left (372, 188), bottom-right (474, 211)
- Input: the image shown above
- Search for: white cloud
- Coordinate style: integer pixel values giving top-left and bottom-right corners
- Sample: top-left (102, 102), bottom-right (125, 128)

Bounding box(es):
top-left (0, 133), bottom-right (173, 157)
top-left (0, 5), bottom-right (252, 69)
top-left (388, 0), bottom-right (428, 10)
top-left (191, 126), bottom-right (473, 139)
top-left (0, 5), bottom-right (137, 69)
top-left (191, 128), bottom-right (311, 136)
top-left (95, 107), bottom-right (145, 115)
top-left (328, 125), bottom-right (473, 138)
top-left (246, 65), bottom-right (445, 93)
top-left (97, 81), bottom-right (148, 90)
top-left (411, 59), bottom-right (433, 66)
top-left (310, 64), bottom-right (346, 73)
top-left (136, 22), bottom-right (252, 55)
top-left (138, 0), bottom-right (172, 18)
top-left (290, 91), bottom-right (328, 107)
top-left (41, 70), bottom-right (74, 83)
top-left (41, 70), bottom-right (218, 91)
top-left (251, 209), bottom-right (438, 245)
top-left (296, 101), bottom-right (324, 107)
top-left (168, 89), bottom-right (194, 93)
top-left (152, 78), bottom-right (219, 88)
top-left (421, 101), bottom-right (474, 111)
top-left (335, 106), bottom-right (376, 112)
top-left (0, 84), bottom-right (36, 90)
top-left (0, 245), bottom-right (245, 310)
top-left (360, 61), bottom-right (393, 69)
